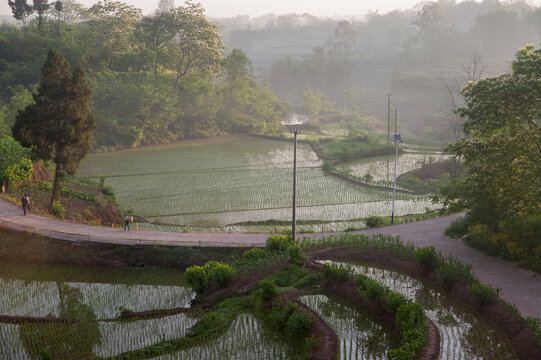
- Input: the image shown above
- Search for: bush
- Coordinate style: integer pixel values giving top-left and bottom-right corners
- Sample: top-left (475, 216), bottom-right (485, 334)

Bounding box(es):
top-left (388, 303), bottom-right (427, 360)
top-left (51, 201), bottom-right (66, 218)
top-left (322, 263), bottom-right (352, 283)
top-left (287, 244), bottom-right (306, 265)
top-left (384, 292), bottom-right (409, 314)
top-left (468, 283), bottom-right (499, 305)
top-left (415, 246), bottom-right (439, 270)
top-left (242, 248), bottom-right (268, 263)
top-left (445, 215), bottom-right (470, 238)
top-left (354, 274), bottom-right (385, 301)
top-left (365, 215), bottom-right (387, 228)
top-left (203, 261), bottom-right (236, 286)
top-left (286, 310), bottom-right (312, 337)
top-left (266, 235), bottom-right (291, 253)
top-left (101, 185), bottom-right (116, 202)
top-left (185, 265), bottom-right (209, 294)
top-left (257, 279), bottom-right (277, 300)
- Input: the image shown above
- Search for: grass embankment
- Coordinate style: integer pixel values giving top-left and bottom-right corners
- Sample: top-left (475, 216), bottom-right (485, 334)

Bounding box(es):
top-left (0, 227), bottom-right (245, 270)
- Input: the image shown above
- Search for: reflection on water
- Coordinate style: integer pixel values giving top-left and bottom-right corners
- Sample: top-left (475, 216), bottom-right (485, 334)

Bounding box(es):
top-left (300, 294), bottom-right (394, 360)
top-left (152, 314), bottom-right (287, 360)
top-left (320, 261), bottom-right (519, 360)
top-left (19, 283), bottom-right (102, 359)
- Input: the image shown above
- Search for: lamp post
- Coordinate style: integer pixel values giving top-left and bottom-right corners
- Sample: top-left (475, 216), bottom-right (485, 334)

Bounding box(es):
top-left (391, 134), bottom-right (401, 224)
top-left (291, 128), bottom-right (300, 241)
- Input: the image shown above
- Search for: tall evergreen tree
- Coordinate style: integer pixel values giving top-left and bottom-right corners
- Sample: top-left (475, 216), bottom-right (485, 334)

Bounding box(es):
top-left (13, 48), bottom-right (95, 212)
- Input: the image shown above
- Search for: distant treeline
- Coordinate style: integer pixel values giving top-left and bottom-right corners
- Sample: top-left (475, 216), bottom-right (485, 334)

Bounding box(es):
top-left (216, 0), bottom-right (541, 142)
top-left (0, 0), bottom-right (289, 149)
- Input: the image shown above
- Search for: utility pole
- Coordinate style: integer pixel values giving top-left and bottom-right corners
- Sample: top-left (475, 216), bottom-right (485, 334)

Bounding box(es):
top-left (386, 93), bottom-right (391, 143)
top-left (392, 133), bottom-right (402, 224)
top-left (395, 108), bottom-right (398, 135)
top-left (291, 128), bottom-right (300, 241)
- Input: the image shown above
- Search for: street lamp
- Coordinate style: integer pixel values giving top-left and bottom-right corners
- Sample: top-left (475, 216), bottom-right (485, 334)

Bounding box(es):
top-left (290, 128), bottom-right (300, 241)
top-left (391, 134), bottom-right (402, 224)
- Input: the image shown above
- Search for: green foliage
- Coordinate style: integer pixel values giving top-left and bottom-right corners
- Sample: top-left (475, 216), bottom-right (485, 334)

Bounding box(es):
top-left (436, 257), bottom-right (473, 287)
top-left (241, 248), bottom-right (268, 263)
top-left (184, 265), bottom-right (209, 294)
top-left (265, 234), bottom-right (291, 253)
top-left (354, 273), bottom-right (385, 301)
top-left (415, 246), bottom-right (439, 270)
top-left (286, 244), bottom-right (306, 266)
top-left (468, 283), bottom-right (499, 305)
top-left (257, 279), bottom-right (277, 300)
top-left (202, 261), bottom-right (237, 286)
top-left (285, 309), bottom-right (312, 337)
top-left (365, 215), bottom-right (387, 228)
top-left (445, 215), bottom-right (470, 238)
top-left (322, 263), bottom-right (352, 283)
top-left (0, 136), bottom-right (33, 186)
top-left (51, 201), bottom-right (66, 218)
top-left (270, 265), bottom-right (309, 287)
top-left (37, 180), bottom-right (52, 192)
top-left (387, 303), bottom-right (427, 360)
top-left (526, 317), bottom-right (541, 344)
top-left (60, 188), bottom-right (97, 202)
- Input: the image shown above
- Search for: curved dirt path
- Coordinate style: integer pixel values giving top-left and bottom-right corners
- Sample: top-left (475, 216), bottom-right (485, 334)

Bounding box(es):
top-left (1, 198), bottom-right (540, 320)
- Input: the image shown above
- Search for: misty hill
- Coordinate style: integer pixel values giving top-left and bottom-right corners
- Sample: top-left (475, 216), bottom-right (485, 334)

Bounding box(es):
top-left (216, 1), bottom-right (541, 142)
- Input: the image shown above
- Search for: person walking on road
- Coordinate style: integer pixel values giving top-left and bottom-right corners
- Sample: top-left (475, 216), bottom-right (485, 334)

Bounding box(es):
top-left (124, 215), bottom-right (130, 231)
top-left (21, 194), bottom-right (30, 215)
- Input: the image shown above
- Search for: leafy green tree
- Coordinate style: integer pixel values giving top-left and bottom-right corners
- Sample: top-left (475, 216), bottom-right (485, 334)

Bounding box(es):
top-left (168, 1), bottom-right (225, 90)
top-left (225, 48), bottom-right (253, 83)
top-left (450, 45), bottom-right (541, 225)
top-left (0, 136), bottom-right (33, 193)
top-left (84, 0), bottom-right (142, 69)
top-left (137, 10), bottom-right (178, 81)
top-left (12, 48), bottom-right (95, 212)
top-left (301, 85), bottom-right (323, 115)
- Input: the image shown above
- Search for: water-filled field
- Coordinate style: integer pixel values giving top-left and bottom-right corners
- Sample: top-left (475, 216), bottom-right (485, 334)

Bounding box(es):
top-left (320, 261), bottom-right (519, 360)
top-left (300, 294), bottom-right (394, 360)
top-left (0, 264), bottom-right (197, 359)
top-left (78, 135), bottom-right (439, 229)
top-left (337, 152), bottom-right (449, 190)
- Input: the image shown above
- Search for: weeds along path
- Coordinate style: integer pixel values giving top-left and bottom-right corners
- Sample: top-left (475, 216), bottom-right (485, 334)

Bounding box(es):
top-left (1, 198), bottom-right (540, 321)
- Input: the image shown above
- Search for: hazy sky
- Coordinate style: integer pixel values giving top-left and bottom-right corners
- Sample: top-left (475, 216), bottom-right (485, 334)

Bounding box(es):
top-left (2, 0), bottom-right (541, 18)
top-left (0, 0), bottom-right (495, 18)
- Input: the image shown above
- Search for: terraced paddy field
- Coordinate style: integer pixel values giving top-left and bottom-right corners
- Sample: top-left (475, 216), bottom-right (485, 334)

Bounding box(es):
top-left (78, 135), bottom-right (439, 231)
top-left (320, 261), bottom-right (519, 360)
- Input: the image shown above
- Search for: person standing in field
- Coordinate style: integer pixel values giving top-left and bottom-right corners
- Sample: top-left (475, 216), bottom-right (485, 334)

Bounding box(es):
top-left (124, 215), bottom-right (130, 231)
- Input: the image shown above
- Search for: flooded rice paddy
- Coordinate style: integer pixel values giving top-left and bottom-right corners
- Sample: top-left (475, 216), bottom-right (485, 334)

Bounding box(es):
top-left (78, 135), bottom-right (440, 230)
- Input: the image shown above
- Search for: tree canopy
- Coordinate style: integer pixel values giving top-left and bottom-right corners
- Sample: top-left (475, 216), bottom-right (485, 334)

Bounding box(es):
top-left (0, 136), bottom-right (33, 192)
top-left (13, 48), bottom-right (95, 211)
top-left (450, 45), bottom-right (541, 225)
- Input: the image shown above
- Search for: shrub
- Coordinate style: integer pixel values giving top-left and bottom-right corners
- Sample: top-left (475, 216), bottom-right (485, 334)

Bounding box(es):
top-left (286, 310), bottom-right (312, 337)
top-left (101, 185), bottom-right (116, 201)
top-left (266, 235), bottom-right (291, 253)
top-left (287, 244), bottom-right (306, 265)
top-left (354, 274), bottom-right (385, 301)
top-left (203, 261), bottom-right (236, 286)
top-left (445, 215), bottom-right (470, 238)
top-left (388, 303), bottom-right (427, 360)
top-left (51, 201), bottom-right (66, 218)
top-left (242, 248), bottom-right (268, 263)
top-left (322, 263), bottom-right (352, 283)
top-left (468, 283), bottom-right (499, 305)
top-left (415, 246), bottom-right (439, 270)
top-left (257, 279), bottom-right (277, 300)
top-left (365, 215), bottom-right (387, 228)
top-left (384, 292), bottom-right (409, 314)
top-left (185, 265), bottom-right (209, 294)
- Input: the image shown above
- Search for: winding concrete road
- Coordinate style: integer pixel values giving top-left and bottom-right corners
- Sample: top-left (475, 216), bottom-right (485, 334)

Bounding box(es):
top-left (1, 199), bottom-right (540, 320)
